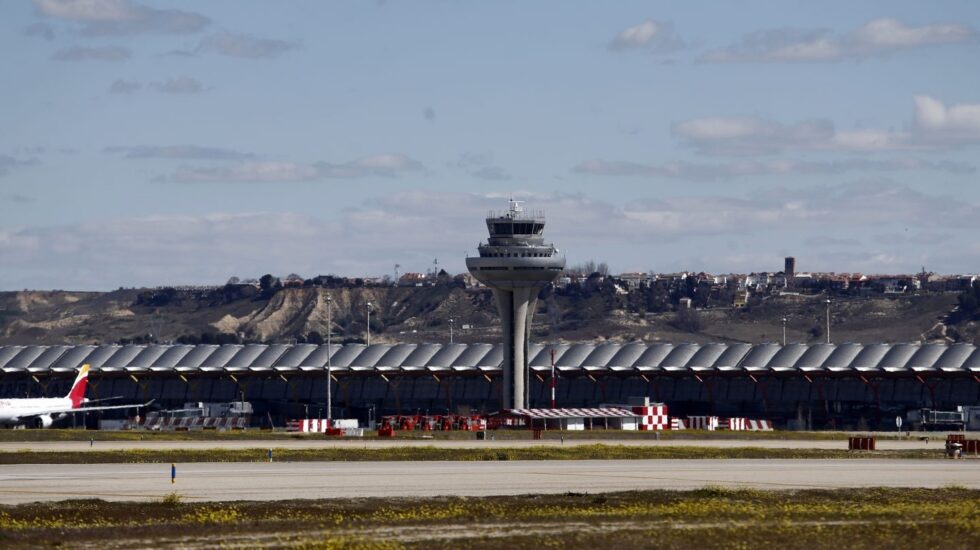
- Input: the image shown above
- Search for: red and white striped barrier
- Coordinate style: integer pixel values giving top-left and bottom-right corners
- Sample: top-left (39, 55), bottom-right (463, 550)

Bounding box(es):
top-left (667, 416), bottom-right (771, 431)
top-left (632, 404), bottom-right (669, 431)
top-left (286, 418), bottom-right (363, 433)
top-left (725, 417), bottom-right (747, 431)
top-left (686, 416), bottom-right (719, 431)
top-left (129, 416), bottom-right (247, 431)
top-left (746, 419), bottom-right (774, 431)
top-left (286, 419), bottom-right (330, 433)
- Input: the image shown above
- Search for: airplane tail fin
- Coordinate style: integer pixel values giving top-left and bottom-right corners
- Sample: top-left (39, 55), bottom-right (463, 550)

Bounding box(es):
top-left (66, 364), bottom-right (90, 407)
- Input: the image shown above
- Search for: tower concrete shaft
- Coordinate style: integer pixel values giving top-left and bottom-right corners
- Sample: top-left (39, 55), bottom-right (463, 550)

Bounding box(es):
top-left (494, 287), bottom-right (538, 409)
top-left (465, 199), bottom-right (564, 409)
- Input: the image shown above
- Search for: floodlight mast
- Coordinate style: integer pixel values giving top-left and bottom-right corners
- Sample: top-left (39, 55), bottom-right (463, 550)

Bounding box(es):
top-left (326, 293), bottom-right (332, 422)
top-left (465, 199), bottom-right (565, 409)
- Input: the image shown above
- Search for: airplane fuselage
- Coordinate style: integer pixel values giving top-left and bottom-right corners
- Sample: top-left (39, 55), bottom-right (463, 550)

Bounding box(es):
top-left (0, 397), bottom-right (79, 425)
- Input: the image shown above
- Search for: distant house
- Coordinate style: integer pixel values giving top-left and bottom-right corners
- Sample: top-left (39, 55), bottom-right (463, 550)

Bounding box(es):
top-left (733, 290), bottom-right (750, 308)
top-left (743, 272), bottom-right (770, 290)
top-left (771, 272), bottom-right (787, 289)
top-left (791, 272), bottom-right (813, 286)
top-left (616, 272), bottom-right (652, 290)
top-left (678, 297), bottom-right (693, 309)
top-left (398, 272), bottom-right (427, 287)
top-left (662, 272), bottom-right (689, 282)
top-left (924, 274), bottom-right (949, 292)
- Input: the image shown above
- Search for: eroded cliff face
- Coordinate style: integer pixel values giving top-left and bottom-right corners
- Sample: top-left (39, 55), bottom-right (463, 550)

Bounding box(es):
top-left (0, 287), bottom-right (972, 346)
top-left (0, 286), bottom-right (501, 345)
top-left (214, 287), bottom-right (383, 342)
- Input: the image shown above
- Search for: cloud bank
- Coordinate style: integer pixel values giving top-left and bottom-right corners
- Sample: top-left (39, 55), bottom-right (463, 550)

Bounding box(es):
top-left (702, 18), bottom-right (976, 63)
top-left (2, 185), bottom-right (977, 289)
top-left (166, 154), bottom-right (425, 182)
top-left (671, 95), bottom-right (980, 155)
top-left (34, 0), bottom-right (210, 36)
top-left (194, 32), bottom-right (299, 59)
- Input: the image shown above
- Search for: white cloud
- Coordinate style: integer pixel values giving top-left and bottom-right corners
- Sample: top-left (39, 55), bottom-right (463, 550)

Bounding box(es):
top-left (315, 154), bottom-right (425, 178)
top-left (34, 0), bottom-right (210, 35)
top-left (672, 95), bottom-right (980, 155)
top-left (672, 117), bottom-right (836, 155)
top-left (168, 154), bottom-right (425, 182)
top-left (608, 19), bottom-right (689, 53)
top-left (35, 0), bottom-right (138, 21)
top-left (0, 212), bottom-right (328, 289)
top-left (702, 29), bottom-right (842, 62)
top-left (573, 157), bottom-right (973, 180)
top-left (618, 181), bottom-right (978, 238)
top-left (702, 18), bottom-right (976, 63)
top-left (852, 18), bottom-right (976, 51)
top-left (914, 95), bottom-right (980, 139)
top-left (194, 32), bottom-right (299, 59)
top-left (105, 145), bottom-right (255, 161)
top-left (610, 20), bottom-right (659, 49)
top-left (172, 162), bottom-right (320, 183)
top-left (51, 46), bottom-right (130, 61)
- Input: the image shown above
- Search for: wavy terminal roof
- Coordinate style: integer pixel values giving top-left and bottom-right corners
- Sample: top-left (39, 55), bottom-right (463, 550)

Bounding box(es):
top-left (0, 343), bottom-right (978, 376)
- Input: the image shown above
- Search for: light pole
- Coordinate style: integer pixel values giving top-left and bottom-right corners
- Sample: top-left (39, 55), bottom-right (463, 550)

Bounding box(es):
top-left (366, 301), bottom-right (373, 346)
top-left (825, 298), bottom-right (831, 344)
top-left (326, 293), bottom-right (332, 422)
top-left (550, 348), bottom-right (556, 409)
top-left (782, 317), bottom-right (787, 346)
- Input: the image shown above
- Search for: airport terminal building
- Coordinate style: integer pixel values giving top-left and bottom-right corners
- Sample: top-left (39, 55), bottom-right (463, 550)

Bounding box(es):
top-left (1, 342), bottom-right (979, 429)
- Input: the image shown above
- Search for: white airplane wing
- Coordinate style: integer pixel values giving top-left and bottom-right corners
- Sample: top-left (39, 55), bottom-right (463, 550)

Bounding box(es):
top-left (67, 400), bottom-right (155, 414)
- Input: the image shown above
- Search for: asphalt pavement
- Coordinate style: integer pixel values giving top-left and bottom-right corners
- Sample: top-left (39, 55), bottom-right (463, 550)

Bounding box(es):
top-left (1, 459), bottom-right (976, 504)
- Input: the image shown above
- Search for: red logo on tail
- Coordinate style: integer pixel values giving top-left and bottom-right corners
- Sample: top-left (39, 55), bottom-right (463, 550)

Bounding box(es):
top-left (67, 366), bottom-right (89, 408)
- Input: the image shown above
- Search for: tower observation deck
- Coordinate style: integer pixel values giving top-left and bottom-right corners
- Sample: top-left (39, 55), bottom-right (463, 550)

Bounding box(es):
top-left (465, 199), bottom-right (565, 409)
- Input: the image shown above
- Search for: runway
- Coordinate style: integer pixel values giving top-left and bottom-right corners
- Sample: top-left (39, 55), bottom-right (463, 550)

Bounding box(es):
top-left (1, 459), bottom-right (976, 504)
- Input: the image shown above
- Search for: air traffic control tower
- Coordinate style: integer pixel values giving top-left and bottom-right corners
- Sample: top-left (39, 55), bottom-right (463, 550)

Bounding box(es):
top-left (466, 200), bottom-right (565, 409)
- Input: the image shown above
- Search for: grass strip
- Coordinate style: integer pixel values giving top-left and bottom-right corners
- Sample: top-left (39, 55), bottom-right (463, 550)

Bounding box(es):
top-left (0, 444), bottom-right (946, 464)
top-left (0, 428), bottom-right (917, 443)
top-left (1, 487), bottom-right (977, 549)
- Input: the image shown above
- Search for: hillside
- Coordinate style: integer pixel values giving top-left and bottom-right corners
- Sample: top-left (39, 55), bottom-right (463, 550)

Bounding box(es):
top-left (0, 284), bottom-right (975, 346)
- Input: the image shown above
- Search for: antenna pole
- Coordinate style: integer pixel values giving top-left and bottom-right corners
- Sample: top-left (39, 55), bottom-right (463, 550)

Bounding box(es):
top-left (550, 348), bottom-right (556, 409)
top-left (326, 294), bottom-right (332, 422)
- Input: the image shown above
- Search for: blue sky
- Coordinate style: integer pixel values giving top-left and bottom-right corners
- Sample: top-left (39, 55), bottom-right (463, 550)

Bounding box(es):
top-left (1, 1), bottom-right (979, 290)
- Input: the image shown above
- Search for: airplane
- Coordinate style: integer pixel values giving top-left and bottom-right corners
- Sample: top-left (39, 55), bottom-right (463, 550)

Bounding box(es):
top-left (0, 364), bottom-right (152, 428)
